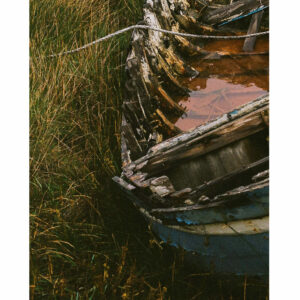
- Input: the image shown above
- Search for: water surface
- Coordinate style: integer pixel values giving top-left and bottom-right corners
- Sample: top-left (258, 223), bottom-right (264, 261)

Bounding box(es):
top-left (174, 37), bottom-right (269, 131)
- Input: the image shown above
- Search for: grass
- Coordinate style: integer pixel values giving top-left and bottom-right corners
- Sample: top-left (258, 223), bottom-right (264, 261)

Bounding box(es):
top-left (30, 0), bottom-right (268, 298)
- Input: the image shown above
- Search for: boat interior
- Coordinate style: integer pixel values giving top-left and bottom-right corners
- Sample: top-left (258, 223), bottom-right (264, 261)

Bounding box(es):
top-left (120, 95), bottom-right (269, 212)
top-left (116, 0), bottom-right (269, 216)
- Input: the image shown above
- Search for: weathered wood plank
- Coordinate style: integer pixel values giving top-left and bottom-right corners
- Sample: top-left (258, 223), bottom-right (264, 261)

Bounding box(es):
top-left (188, 156), bottom-right (269, 199)
top-left (243, 11), bottom-right (264, 52)
top-left (139, 106), bottom-right (269, 175)
top-left (152, 189), bottom-right (268, 225)
top-left (131, 94), bottom-right (268, 167)
top-left (252, 169), bottom-right (269, 182)
top-left (203, 0), bottom-right (268, 25)
top-left (149, 175), bottom-right (176, 197)
top-left (152, 178), bottom-right (269, 214)
top-left (156, 109), bottom-right (182, 135)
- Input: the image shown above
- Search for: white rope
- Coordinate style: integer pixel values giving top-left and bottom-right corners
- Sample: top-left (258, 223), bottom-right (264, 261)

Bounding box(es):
top-left (49, 25), bottom-right (269, 58)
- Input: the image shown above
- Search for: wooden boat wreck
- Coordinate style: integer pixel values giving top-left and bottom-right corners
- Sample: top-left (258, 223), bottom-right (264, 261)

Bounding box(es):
top-left (113, 0), bottom-right (269, 276)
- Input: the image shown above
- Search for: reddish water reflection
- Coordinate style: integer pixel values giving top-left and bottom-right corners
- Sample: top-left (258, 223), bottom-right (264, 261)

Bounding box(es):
top-left (174, 37), bottom-right (269, 131)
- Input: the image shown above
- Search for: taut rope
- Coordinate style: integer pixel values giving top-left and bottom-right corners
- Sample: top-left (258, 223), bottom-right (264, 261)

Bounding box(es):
top-left (48, 25), bottom-right (269, 58)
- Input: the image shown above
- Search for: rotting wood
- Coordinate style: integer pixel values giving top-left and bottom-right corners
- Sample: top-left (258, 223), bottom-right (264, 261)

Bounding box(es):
top-left (150, 175), bottom-right (176, 197)
top-left (243, 10), bottom-right (264, 52)
top-left (252, 169), bottom-right (269, 182)
top-left (150, 186), bottom-right (268, 225)
top-left (170, 188), bottom-right (193, 198)
top-left (144, 6), bottom-right (199, 78)
top-left (155, 0), bottom-right (208, 57)
top-left (188, 156), bottom-right (269, 199)
top-left (202, 0), bottom-right (269, 26)
top-left (119, 0), bottom-right (269, 203)
top-left (151, 178), bottom-right (269, 214)
top-left (121, 115), bottom-right (144, 159)
top-left (112, 176), bottom-right (136, 191)
top-left (121, 0), bottom-right (269, 165)
top-left (156, 109), bottom-right (183, 134)
top-left (136, 106), bottom-right (269, 175)
top-left (260, 109), bottom-right (269, 126)
top-left (112, 0), bottom-right (269, 275)
top-left (135, 95), bottom-right (268, 162)
top-left (157, 87), bottom-right (186, 114)
top-left (122, 0), bottom-right (204, 151)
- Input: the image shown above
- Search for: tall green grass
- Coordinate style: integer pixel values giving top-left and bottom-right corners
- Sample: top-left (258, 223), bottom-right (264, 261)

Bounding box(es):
top-left (30, 0), bottom-right (268, 298)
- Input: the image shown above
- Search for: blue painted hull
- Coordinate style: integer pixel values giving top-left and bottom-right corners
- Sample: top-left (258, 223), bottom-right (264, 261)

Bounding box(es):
top-left (152, 186), bottom-right (269, 225)
top-left (114, 176), bottom-right (269, 276)
top-left (148, 215), bottom-right (269, 276)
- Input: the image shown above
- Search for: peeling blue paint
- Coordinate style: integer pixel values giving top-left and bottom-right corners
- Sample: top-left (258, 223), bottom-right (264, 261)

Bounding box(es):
top-left (176, 216), bottom-right (194, 225)
top-left (230, 109), bottom-right (239, 115)
top-left (162, 190), bottom-right (269, 225)
top-left (218, 6), bottom-right (269, 27)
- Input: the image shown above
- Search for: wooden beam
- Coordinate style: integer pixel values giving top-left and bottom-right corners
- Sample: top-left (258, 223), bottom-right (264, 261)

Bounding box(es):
top-left (189, 156), bottom-right (269, 199)
top-left (156, 109), bottom-right (182, 135)
top-left (203, 0), bottom-right (268, 25)
top-left (243, 11), bottom-right (264, 52)
top-left (131, 95), bottom-right (269, 167)
top-left (151, 178), bottom-right (269, 214)
top-left (139, 106), bottom-right (269, 175)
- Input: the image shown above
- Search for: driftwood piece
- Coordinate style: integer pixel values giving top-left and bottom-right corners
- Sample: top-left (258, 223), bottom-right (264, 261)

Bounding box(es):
top-left (203, 0), bottom-right (268, 25)
top-left (243, 10), bottom-right (264, 52)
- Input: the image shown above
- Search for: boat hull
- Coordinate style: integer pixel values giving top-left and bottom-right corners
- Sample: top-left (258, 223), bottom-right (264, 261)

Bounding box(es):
top-left (149, 215), bottom-right (269, 276)
top-left (115, 0), bottom-right (270, 277)
top-left (151, 185), bottom-right (269, 225)
top-left (113, 176), bottom-right (269, 276)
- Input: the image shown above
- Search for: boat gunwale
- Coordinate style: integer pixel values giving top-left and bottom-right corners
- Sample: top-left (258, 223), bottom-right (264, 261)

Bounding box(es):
top-left (126, 94), bottom-right (268, 168)
top-left (140, 207), bottom-right (269, 236)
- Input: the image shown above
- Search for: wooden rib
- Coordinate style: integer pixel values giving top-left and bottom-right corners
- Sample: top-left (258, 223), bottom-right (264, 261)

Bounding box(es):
top-left (157, 86), bottom-right (186, 114)
top-left (260, 110), bottom-right (269, 126)
top-left (153, 51), bottom-right (189, 93)
top-left (156, 109), bottom-right (182, 134)
top-left (144, 6), bottom-right (199, 78)
top-left (151, 178), bottom-right (269, 214)
top-left (243, 10), bottom-right (264, 52)
top-left (189, 156), bottom-right (269, 199)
